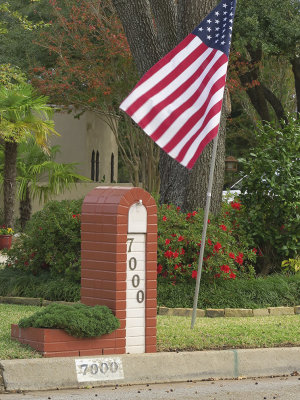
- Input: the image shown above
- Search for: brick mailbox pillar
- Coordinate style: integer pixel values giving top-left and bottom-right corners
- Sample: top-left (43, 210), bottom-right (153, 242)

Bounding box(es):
top-left (81, 187), bottom-right (157, 354)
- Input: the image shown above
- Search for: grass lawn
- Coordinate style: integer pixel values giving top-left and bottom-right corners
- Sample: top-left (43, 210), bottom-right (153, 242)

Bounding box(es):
top-left (0, 304), bottom-right (42, 359)
top-left (1, 304), bottom-right (300, 359)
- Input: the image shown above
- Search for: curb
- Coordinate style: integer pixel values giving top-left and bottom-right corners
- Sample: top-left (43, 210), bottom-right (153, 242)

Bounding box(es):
top-left (158, 306), bottom-right (300, 318)
top-left (1, 298), bottom-right (300, 318)
top-left (1, 347), bottom-right (300, 392)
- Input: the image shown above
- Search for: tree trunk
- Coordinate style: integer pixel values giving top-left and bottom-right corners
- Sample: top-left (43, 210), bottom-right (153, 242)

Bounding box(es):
top-left (291, 56), bottom-right (300, 117)
top-left (4, 141), bottom-right (18, 228)
top-left (113, 0), bottom-right (227, 212)
top-left (19, 185), bottom-right (32, 231)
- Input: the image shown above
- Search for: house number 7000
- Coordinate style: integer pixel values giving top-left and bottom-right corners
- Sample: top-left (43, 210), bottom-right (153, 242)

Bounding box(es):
top-left (127, 238), bottom-right (144, 304)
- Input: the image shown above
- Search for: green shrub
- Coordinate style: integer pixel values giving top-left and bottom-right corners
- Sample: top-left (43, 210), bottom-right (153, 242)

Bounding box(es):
top-left (18, 303), bottom-right (120, 338)
top-left (6, 199), bottom-right (83, 281)
top-left (239, 119), bottom-right (300, 273)
top-left (0, 268), bottom-right (80, 301)
top-left (157, 202), bottom-right (257, 284)
top-left (158, 273), bottom-right (300, 309)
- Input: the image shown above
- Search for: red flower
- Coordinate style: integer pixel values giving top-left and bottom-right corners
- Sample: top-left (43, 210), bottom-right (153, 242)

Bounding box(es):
top-left (252, 248), bottom-right (258, 254)
top-left (157, 264), bottom-right (163, 274)
top-left (191, 270), bottom-right (197, 279)
top-left (229, 272), bottom-right (236, 279)
top-left (208, 219), bottom-right (211, 224)
top-left (176, 206), bottom-right (181, 211)
top-left (207, 238), bottom-right (212, 246)
top-left (171, 233), bottom-right (177, 237)
top-left (180, 248), bottom-right (185, 255)
top-left (214, 273), bottom-right (221, 278)
top-left (220, 224), bottom-right (227, 231)
top-left (229, 252), bottom-right (235, 259)
top-left (192, 211), bottom-right (197, 216)
top-left (220, 264), bottom-right (230, 273)
top-left (214, 242), bottom-right (222, 252)
top-left (178, 235), bottom-right (184, 242)
top-left (174, 264), bottom-right (179, 270)
top-left (165, 238), bottom-right (171, 245)
top-left (235, 252), bottom-right (244, 265)
top-left (173, 251), bottom-right (179, 258)
top-left (231, 202), bottom-right (241, 210)
top-left (186, 213), bottom-right (192, 220)
top-left (164, 250), bottom-right (173, 259)
top-left (162, 216), bottom-right (167, 221)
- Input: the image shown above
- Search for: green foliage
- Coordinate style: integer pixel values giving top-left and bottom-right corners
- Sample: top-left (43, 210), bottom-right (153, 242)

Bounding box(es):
top-left (281, 257), bottom-right (300, 275)
top-left (0, 83), bottom-right (58, 145)
top-left (18, 303), bottom-right (120, 338)
top-left (239, 119), bottom-right (300, 271)
top-left (158, 274), bottom-right (300, 309)
top-left (6, 199), bottom-right (83, 281)
top-left (157, 202), bottom-right (257, 284)
top-left (0, 64), bottom-right (27, 88)
top-left (234, 0), bottom-right (300, 57)
top-left (0, 268), bottom-right (80, 302)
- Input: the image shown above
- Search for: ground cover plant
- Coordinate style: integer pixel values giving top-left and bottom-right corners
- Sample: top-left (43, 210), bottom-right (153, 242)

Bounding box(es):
top-left (2, 304), bottom-right (300, 359)
top-left (18, 303), bottom-right (120, 338)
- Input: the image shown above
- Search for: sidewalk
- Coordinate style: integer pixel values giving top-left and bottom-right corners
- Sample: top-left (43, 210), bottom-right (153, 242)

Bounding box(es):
top-left (1, 347), bottom-right (300, 392)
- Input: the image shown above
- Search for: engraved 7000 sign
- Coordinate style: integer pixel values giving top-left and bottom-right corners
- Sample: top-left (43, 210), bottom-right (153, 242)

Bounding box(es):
top-left (126, 202), bottom-right (147, 354)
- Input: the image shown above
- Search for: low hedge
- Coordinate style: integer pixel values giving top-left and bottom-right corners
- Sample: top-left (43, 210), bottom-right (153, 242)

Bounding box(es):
top-left (157, 274), bottom-right (300, 309)
top-left (1, 268), bottom-right (300, 310)
top-left (18, 303), bottom-right (120, 338)
top-left (0, 268), bottom-right (80, 302)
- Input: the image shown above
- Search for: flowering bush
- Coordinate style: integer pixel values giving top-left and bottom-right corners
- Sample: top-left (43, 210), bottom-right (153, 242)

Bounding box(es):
top-left (157, 202), bottom-right (257, 285)
top-left (0, 226), bottom-right (13, 235)
top-left (6, 199), bottom-right (82, 281)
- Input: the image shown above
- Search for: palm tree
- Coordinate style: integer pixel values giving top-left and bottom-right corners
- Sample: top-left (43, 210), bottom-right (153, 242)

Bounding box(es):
top-left (15, 140), bottom-right (89, 229)
top-left (0, 83), bottom-right (58, 227)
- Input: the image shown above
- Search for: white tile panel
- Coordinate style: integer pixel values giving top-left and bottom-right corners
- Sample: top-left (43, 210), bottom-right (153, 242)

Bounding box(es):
top-left (128, 203), bottom-right (147, 233)
top-left (126, 345), bottom-right (145, 354)
top-left (126, 229), bottom-right (146, 354)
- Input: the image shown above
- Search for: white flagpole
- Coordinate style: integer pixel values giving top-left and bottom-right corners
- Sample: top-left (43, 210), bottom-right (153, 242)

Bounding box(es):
top-left (191, 133), bottom-right (220, 329)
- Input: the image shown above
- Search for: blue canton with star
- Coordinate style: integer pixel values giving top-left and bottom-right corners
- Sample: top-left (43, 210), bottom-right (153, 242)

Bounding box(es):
top-left (192, 0), bottom-right (237, 57)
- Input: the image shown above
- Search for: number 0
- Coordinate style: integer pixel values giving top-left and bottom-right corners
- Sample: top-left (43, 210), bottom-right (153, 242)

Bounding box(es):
top-left (137, 290), bottom-right (144, 303)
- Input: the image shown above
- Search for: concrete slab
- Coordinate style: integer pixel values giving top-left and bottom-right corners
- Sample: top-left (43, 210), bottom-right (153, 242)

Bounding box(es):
top-left (1, 347), bottom-right (300, 392)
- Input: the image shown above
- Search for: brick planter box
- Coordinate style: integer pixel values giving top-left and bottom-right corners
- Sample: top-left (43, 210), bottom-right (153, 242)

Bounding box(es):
top-left (11, 324), bottom-right (125, 358)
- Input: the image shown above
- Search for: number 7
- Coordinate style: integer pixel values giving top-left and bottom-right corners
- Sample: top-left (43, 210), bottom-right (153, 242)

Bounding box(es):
top-left (80, 364), bottom-right (88, 375)
top-left (127, 238), bottom-right (134, 252)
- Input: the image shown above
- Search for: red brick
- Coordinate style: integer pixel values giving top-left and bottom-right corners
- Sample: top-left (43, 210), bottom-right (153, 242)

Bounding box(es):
top-left (145, 327), bottom-right (157, 337)
top-left (145, 318), bottom-right (157, 327)
top-left (80, 349), bottom-right (104, 356)
top-left (146, 243), bottom-right (157, 252)
top-left (146, 299), bottom-right (157, 308)
top-left (81, 288), bottom-right (126, 301)
top-left (115, 338), bottom-right (126, 348)
top-left (11, 324), bottom-right (19, 338)
top-left (146, 280), bottom-right (157, 289)
top-left (145, 271), bottom-right (158, 280)
top-left (146, 308), bottom-right (157, 317)
top-left (102, 348), bottom-right (118, 355)
top-left (145, 345), bottom-right (156, 353)
top-left (114, 348), bottom-right (126, 354)
top-left (147, 225), bottom-right (157, 234)
top-left (145, 336), bottom-right (157, 346)
top-left (43, 350), bottom-right (80, 358)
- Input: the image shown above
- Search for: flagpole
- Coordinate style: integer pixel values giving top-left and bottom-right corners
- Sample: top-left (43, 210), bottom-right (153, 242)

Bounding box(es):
top-left (191, 133), bottom-right (220, 329)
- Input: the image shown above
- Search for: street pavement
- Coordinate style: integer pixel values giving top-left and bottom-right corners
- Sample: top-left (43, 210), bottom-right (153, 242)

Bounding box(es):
top-left (1, 376), bottom-right (300, 400)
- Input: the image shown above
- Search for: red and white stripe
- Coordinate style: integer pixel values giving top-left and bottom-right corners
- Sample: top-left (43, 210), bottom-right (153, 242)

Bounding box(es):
top-left (120, 34), bottom-right (228, 169)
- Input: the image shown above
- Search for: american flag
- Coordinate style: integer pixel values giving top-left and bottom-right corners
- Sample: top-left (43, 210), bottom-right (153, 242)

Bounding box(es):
top-left (120, 0), bottom-right (237, 169)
